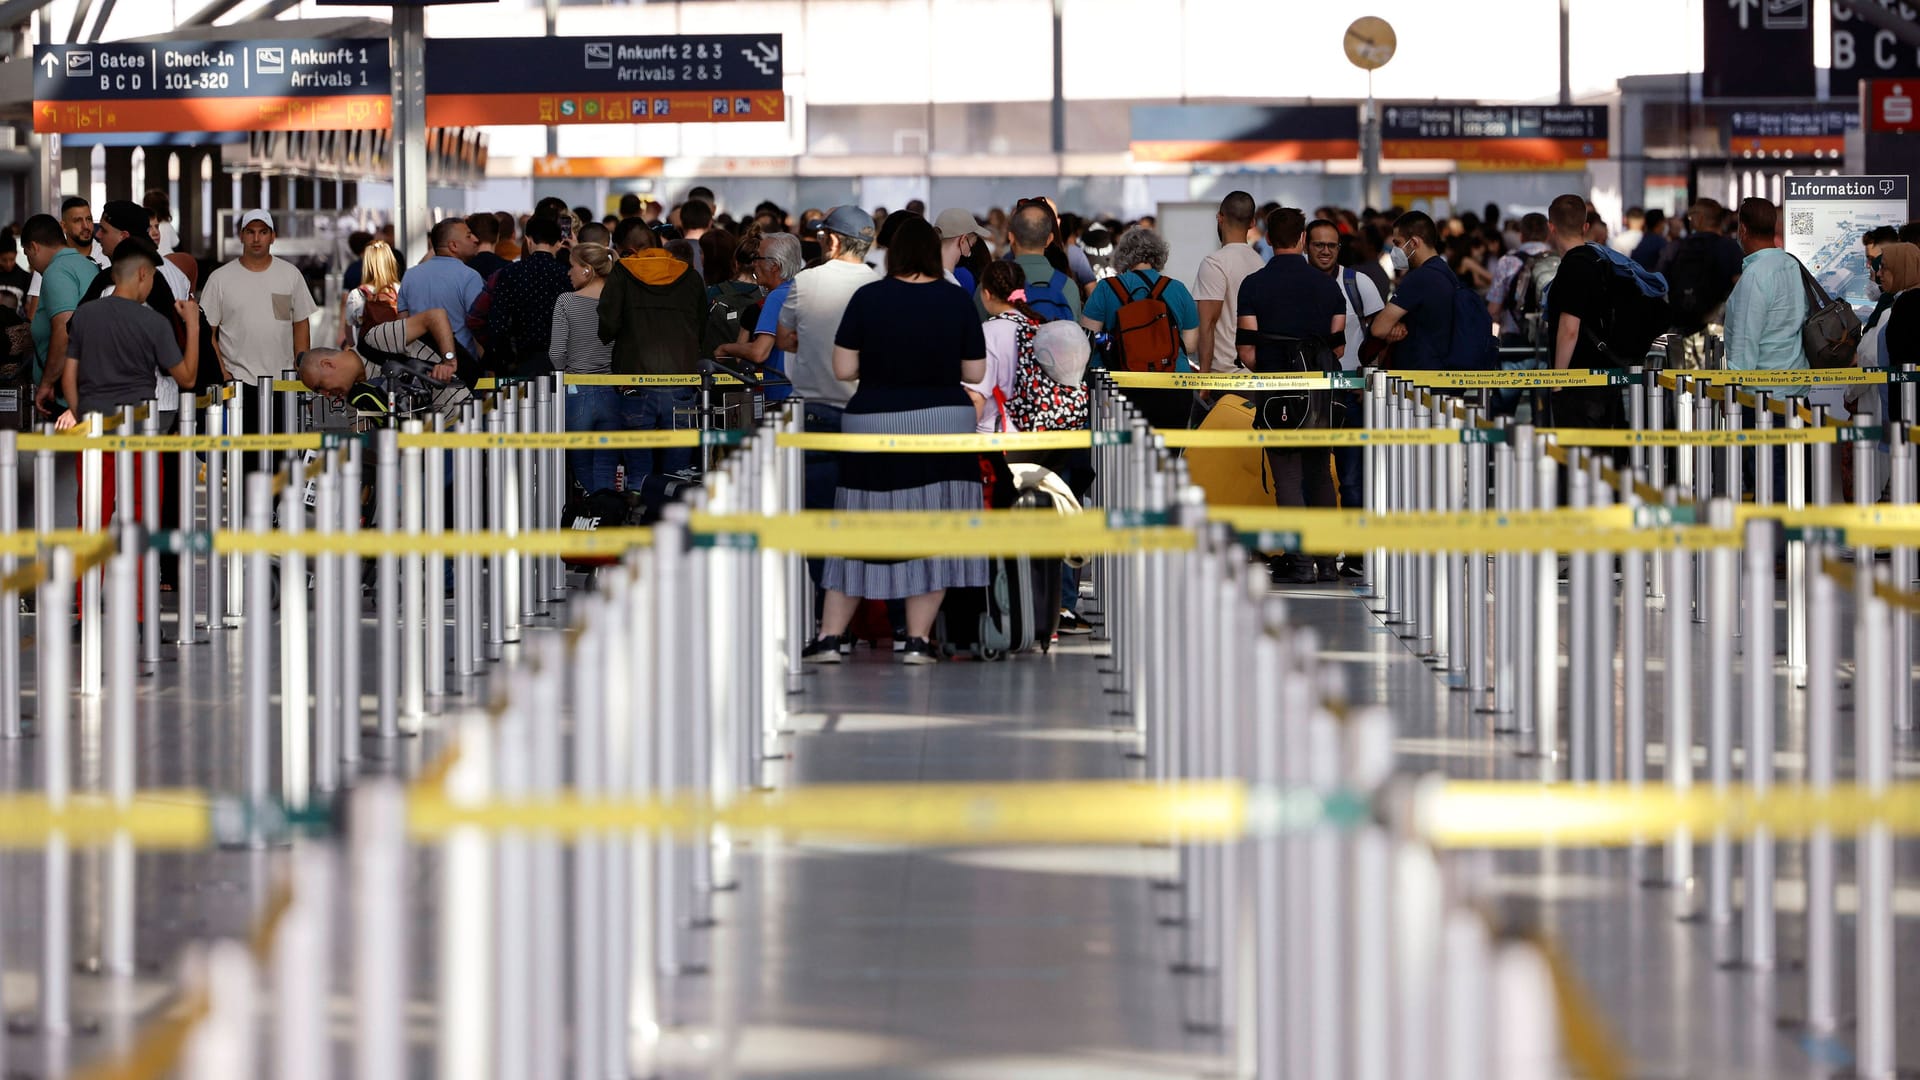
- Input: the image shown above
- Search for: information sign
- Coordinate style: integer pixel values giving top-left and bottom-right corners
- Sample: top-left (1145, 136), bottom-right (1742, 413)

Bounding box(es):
top-left (32, 39), bottom-right (390, 134)
top-left (424, 35), bottom-right (785, 126)
top-left (1380, 105), bottom-right (1607, 165)
top-left (1783, 174), bottom-right (1910, 312)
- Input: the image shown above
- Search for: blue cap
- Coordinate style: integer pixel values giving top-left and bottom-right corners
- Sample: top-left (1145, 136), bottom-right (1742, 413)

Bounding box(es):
top-left (820, 205), bottom-right (876, 242)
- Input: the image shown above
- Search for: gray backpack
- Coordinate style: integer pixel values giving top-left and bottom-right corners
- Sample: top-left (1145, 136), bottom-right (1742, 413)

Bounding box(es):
top-left (1796, 259), bottom-right (1862, 369)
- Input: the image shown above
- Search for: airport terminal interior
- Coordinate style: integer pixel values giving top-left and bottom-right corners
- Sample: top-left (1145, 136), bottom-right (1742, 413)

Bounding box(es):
top-left (5, 0), bottom-right (1920, 1077)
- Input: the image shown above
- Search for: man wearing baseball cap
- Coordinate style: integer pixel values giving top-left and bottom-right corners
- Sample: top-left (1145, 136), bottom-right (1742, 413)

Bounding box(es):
top-left (774, 206), bottom-right (881, 582)
top-left (84, 200), bottom-right (194, 314)
top-left (199, 210), bottom-right (316, 430)
top-left (935, 208), bottom-right (992, 292)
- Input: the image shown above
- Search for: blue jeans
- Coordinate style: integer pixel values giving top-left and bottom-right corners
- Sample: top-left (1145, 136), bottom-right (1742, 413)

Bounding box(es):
top-left (1331, 390), bottom-right (1365, 510)
top-left (565, 385), bottom-right (641, 493)
top-left (621, 387), bottom-right (697, 479)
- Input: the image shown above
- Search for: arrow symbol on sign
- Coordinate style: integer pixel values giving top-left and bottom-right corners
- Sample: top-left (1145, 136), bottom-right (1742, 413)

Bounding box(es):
top-left (758, 41), bottom-right (779, 62)
top-left (1730, 0), bottom-right (1759, 30)
top-left (39, 53), bottom-right (58, 75)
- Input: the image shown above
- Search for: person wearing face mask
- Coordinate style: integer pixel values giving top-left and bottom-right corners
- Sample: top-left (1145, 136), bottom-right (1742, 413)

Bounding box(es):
top-left (1858, 241), bottom-right (1920, 370)
top-left (1369, 211), bottom-right (1459, 371)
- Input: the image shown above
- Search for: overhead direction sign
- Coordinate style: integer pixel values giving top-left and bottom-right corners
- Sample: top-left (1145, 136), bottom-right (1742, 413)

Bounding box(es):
top-left (1381, 104), bottom-right (1607, 167)
top-left (1129, 105), bottom-right (1360, 163)
top-left (423, 34), bottom-right (785, 126)
top-left (32, 39), bottom-right (390, 134)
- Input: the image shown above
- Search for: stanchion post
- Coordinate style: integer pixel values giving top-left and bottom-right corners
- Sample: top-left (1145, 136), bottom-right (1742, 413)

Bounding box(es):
top-left (340, 440), bottom-right (363, 766)
top-left (1802, 546), bottom-right (1837, 1034)
top-left (1662, 496), bottom-right (1693, 901)
top-left (375, 428), bottom-right (401, 741)
top-left (1589, 458), bottom-right (1615, 782)
top-left (244, 472), bottom-right (274, 841)
top-left (1566, 455), bottom-right (1592, 781)
top-left (37, 547), bottom-right (74, 1035)
top-left (1738, 516), bottom-right (1776, 969)
top-left (104, 540), bottom-right (136, 975)
top-left (313, 467), bottom-right (340, 794)
top-left (0, 431), bottom-right (18, 738)
top-left (175, 399), bottom-right (199, 646)
top-left (206, 402), bottom-right (225, 631)
top-left (427, 413), bottom-right (447, 698)
top-left (1705, 498), bottom-right (1735, 925)
top-left (226, 389), bottom-right (244, 625)
top-left (352, 782), bottom-right (407, 1080)
top-left (141, 407), bottom-right (161, 668)
top-left (1467, 415), bottom-right (1489, 694)
top-left (486, 407), bottom-right (506, 660)
top-left (1855, 574), bottom-right (1896, 1078)
top-left (401, 420), bottom-right (425, 722)
top-left (279, 460), bottom-right (310, 811)
top-left (1889, 423), bottom-right (1913, 730)
top-left (80, 413), bottom-right (104, 696)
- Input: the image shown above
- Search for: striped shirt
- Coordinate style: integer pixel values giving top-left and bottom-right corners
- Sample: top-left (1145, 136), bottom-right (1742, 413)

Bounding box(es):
top-left (549, 290), bottom-right (612, 375)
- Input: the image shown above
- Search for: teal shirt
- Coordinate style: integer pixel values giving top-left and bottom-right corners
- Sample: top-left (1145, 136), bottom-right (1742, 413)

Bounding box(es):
top-left (1082, 268), bottom-right (1203, 372)
top-left (1724, 247), bottom-right (1809, 393)
top-left (31, 248), bottom-right (100, 371)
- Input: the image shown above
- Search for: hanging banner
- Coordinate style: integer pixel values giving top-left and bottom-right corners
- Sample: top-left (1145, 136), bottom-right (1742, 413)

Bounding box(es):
top-left (1129, 105), bottom-right (1360, 163)
top-left (424, 35), bottom-right (785, 126)
top-left (31, 39), bottom-right (391, 134)
top-left (1381, 105), bottom-right (1607, 167)
top-left (1783, 174), bottom-right (1911, 312)
top-left (1703, 0), bottom-right (1814, 97)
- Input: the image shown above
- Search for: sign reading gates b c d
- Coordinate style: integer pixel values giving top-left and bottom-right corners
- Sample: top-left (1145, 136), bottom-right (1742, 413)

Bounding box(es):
top-left (1783, 175), bottom-right (1910, 313)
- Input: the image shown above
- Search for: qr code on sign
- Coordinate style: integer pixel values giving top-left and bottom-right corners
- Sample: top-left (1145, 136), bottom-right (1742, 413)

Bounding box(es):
top-left (1790, 211), bottom-right (1815, 236)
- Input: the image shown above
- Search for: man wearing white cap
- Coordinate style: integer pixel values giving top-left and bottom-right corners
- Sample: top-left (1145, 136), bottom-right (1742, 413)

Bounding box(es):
top-left (199, 210), bottom-right (316, 427)
top-left (934, 208), bottom-right (992, 292)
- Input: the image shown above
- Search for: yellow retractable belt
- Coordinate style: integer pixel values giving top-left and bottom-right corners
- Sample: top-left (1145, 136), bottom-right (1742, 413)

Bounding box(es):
top-left (1539, 427), bottom-right (1851, 446)
top-left (1105, 371), bottom-right (1359, 390)
top-left (395, 430), bottom-right (705, 450)
top-left (1394, 369), bottom-right (1628, 388)
top-left (474, 373), bottom-right (748, 390)
top-left (0, 792), bottom-right (212, 848)
top-left (18, 433), bottom-right (326, 453)
top-left (689, 510), bottom-right (1194, 557)
top-left (775, 431), bottom-right (1097, 452)
top-left (198, 527), bottom-right (655, 558)
top-left (1158, 428), bottom-right (1478, 448)
top-left (1670, 368), bottom-right (1885, 386)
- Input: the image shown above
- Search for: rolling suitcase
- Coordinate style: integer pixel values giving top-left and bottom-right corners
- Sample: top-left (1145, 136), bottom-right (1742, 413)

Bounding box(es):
top-left (1185, 393), bottom-right (1272, 506)
top-left (938, 562), bottom-right (1015, 661)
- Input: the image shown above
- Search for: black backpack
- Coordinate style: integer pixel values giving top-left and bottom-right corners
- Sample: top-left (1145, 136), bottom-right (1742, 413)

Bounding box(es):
top-left (702, 281), bottom-right (762, 359)
top-left (1663, 233), bottom-right (1730, 332)
top-left (1245, 331), bottom-right (1338, 430)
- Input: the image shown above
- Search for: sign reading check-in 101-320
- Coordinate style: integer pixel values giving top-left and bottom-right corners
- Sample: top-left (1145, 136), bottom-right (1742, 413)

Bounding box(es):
top-left (32, 40), bottom-right (391, 134)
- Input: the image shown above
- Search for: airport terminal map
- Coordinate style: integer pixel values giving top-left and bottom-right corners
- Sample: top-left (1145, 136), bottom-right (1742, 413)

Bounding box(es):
top-left (1784, 174), bottom-right (1910, 313)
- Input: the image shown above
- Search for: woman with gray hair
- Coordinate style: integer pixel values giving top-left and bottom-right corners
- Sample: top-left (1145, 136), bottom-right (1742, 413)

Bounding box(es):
top-left (716, 230), bottom-right (804, 399)
top-left (1078, 222), bottom-right (1202, 429)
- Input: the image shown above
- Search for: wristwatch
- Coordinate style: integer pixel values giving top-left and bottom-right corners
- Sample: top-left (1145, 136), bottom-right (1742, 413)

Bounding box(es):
top-left (442, 351), bottom-right (455, 362)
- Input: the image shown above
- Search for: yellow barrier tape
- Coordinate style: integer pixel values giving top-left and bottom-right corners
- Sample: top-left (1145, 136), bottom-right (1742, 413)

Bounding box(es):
top-left (0, 530), bottom-right (109, 560)
top-left (1540, 427), bottom-right (1843, 446)
top-left (1675, 368), bottom-right (1885, 386)
top-left (688, 510), bottom-right (1195, 557)
top-left (1213, 507), bottom-right (1637, 534)
top-left (199, 527), bottom-right (655, 558)
top-left (395, 430), bottom-right (704, 450)
top-left (248, 882), bottom-right (296, 961)
top-left (1419, 780), bottom-right (1920, 847)
top-left (0, 792), bottom-right (212, 848)
top-left (18, 433), bottom-right (326, 453)
top-left (193, 384), bottom-right (238, 408)
top-left (1395, 369), bottom-right (1625, 388)
top-left (1267, 525), bottom-right (1736, 555)
top-left (70, 992), bottom-right (210, 1080)
top-left (1159, 428), bottom-right (1479, 448)
top-left (413, 743), bottom-right (465, 794)
top-left (1822, 556), bottom-right (1920, 616)
top-left (776, 431), bottom-right (1095, 452)
top-left (270, 379), bottom-right (308, 393)
top-left (406, 780), bottom-right (1249, 845)
top-left (473, 373), bottom-right (747, 390)
top-left (1105, 371), bottom-right (1356, 391)
top-left (95, 402), bottom-right (152, 433)
top-left (1534, 935), bottom-right (1630, 1080)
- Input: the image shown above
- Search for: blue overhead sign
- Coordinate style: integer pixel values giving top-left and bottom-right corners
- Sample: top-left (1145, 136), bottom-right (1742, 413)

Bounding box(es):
top-left (424, 35), bottom-right (786, 126)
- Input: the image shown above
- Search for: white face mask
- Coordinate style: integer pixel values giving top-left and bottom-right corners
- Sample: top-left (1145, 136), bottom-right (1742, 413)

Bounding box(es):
top-left (1388, 245), bottom-right (1410, 273)
top-left (1866, 278), bottom-right (1883, 302)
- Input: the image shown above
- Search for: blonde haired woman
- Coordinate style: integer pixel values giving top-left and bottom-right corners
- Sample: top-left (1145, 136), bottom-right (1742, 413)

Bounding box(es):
top-left (552, 242), bottom-right (628, 491)
top-left (342, 240), bottom-right (401, 348)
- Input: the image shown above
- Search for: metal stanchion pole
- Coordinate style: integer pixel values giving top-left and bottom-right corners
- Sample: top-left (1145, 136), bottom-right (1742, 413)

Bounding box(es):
top-left (1802, 547), bottom-right (1837, 1035)
top-left (426, 413), bottom-right (447, 698)
top-left (340, 441), bottom-right (363, 766)
top-left (1855, 576), bottom-right (1896, 1079)
top-left (37, 547), bottom-right (73, 1035)
top-left (1786, 404), bottom-right (1808, 686)
top-left (1445, 414), bottom-right (1468, 679)
top-left (1889, 424), bottom-right (1913, 730)
top-left (226, 390), bottom-right (244, 625)
top-left (1590, 460), bottom-right (1615, 782)
top-left (256, 375), bottom-right (274, 476)
top-left (206, 403), bottom-right (225, 631)
top-left (1346, 709), bottom-right (1395, 1080)
top-left (1489, 435), bottom-right (1514, 718)
top-left (245, 473), bottom-right (273, 840)
top-left (280, 459), bottom-right (310, 812)
top-left (1467, 418), bottom-right (1489, 694)
top-left (487, 407), bottom-right (507, 660)
top-left (1532, 443), bottom-right (1557, 765)
top-left (279, 370), bottom-right (298, 465)
top-left (175, 400), bottom-right (199, 646)
top-left (401, 420), bottom-right (425, 722)
top-left (80, 414), bottom-right (104, 696)
top-left (1511, 424), bottom-right (1537, 736)
top-left (1414, 395), bottom-right (1435, 657)
top-left (0, 432), bottom-right (18, 738)
top-left (1692, 388), bottom-right (1711, 622)
top-left (140, 408), bottom-right (161, 668)
top-left (313, 467), bottom-right (340, 794)
top-left (1305, 706), bottom-right (1346, 1079)
top-left (572, 616), bottom-right (608, 1080)
top-left (1704, 499), bottom-right (1735, 925)
top-left (1739, 516), bottom-right (1776, 969)
top-left (104, 542), bottom-right (136, 976)
top-left (1566, 457), bottom-right (1592, 781)
top-left (494, 676), bottom-right (532, 1080)
top-left (274, 848), bottom-right (332, 1080)
top-left (543, 373), bottom-right (566, 604)
top-left (1439, 910), bottom-right (1493, 1080)
top-left (352, 783), bottom-right (407, 1080)
top-left (1663, 507), bottom-right (1693, 901)
top-left (437, 717), bottom-right (492, 1080)
top-left (1622, 484), bottom-right (1648, 810)
top-left (519, 388), bottom-right (540, 621)
top-left (653, 510), bottom-right (690, 982)
top-left (453, 414), bottom-right (475, 680)
top-left (1491, 943), bottom-right (1559, 1080)
top-left (376, 428), bottom-right (401, 741)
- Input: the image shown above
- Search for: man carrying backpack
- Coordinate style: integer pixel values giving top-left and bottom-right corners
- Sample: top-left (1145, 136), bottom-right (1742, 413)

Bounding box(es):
top-left (1487, 212), bottom-right (1556, 348)
top-left (1007, 202), bottom-right (1080, 323)
top-left (1543, 192), bottom-right (1671, 429)
top-left (1655, 199), bottom-right (1744, 367)
top-left (1370, 210), bottom-right (1497, 372)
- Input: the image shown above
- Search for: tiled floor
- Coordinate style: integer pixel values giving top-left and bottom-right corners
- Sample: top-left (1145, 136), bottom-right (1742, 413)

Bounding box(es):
top-left (0, 561), bottom-right (1915, 1077)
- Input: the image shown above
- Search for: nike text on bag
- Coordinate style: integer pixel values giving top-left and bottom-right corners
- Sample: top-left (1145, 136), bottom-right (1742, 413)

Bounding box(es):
top-left (1023, 270), bottom-right (1077, 324)
top-left (1104, 273), bottom-right (1180, 374)
top-left (1797, 261), bottom-right (1862, 369)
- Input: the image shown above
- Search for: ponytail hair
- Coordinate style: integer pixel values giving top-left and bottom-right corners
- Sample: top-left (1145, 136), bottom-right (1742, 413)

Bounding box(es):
top-left (570, 241), bottom-right (614, 279)
top-left (980, 259), bottom-right (1046, 324)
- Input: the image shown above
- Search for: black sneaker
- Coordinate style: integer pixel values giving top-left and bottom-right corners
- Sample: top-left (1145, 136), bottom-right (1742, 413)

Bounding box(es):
top-left (1058, 610), bottom-right (1094, 635)
top-left (1338, 555), bottom-right (1366, 579)
top-left (1269, 556), bottom-right (1318, 586)
top-left (893, 629), bottom-right (908, 653)
top-left (900, 638), bottom-right (938, 665)
top-left (802, 635), bottom-right (844, 664)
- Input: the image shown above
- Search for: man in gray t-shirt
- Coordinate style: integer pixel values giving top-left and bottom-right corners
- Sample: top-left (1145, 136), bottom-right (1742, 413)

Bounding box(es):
top-left (57, 243), bottom-right (199, 428)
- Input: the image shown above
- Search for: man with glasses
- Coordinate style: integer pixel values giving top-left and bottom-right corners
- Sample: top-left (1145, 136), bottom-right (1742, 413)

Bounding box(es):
top-left (1306, 218), bottom-right (1380, 518)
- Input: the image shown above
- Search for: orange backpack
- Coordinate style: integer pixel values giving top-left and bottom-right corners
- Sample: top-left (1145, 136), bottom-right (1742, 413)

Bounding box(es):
top-left (1104, 272), bottom-right (1179, 373)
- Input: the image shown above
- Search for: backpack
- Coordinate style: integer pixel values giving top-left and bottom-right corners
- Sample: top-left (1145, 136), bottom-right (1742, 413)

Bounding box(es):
top-left (1504, 249), bottom-right (1561, 329)
top-left (1796, 258), bottom-right (1862, 369)
top-left (359, 285), bottom-right (402, 332)
top-left (1023, 269), bottom-right (1077, 323)
top-left (1006, 318), bottom-right (1091, 432)
top-left (1561, 242), bottom-right (1671, 366)
top-left (1244, 331), bottom-right (1338, 430)
top-left (1444, 277), bottom-right (1499, 370)
top-left (702, 281), bottom-right (761, 359)
top-left (1102, 271), bottom-right (1180, 373)
top-left (1663, 233), bottom-right (1730, 332)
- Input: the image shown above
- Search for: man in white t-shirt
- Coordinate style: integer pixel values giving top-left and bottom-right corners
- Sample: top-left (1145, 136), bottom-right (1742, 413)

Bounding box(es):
top-left (1192, 191), bottom-right (1266, 374)
top-left (199, 210), bottom-right (317, 430)
top-left (1307, 217), bottom-right (1382, 519)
